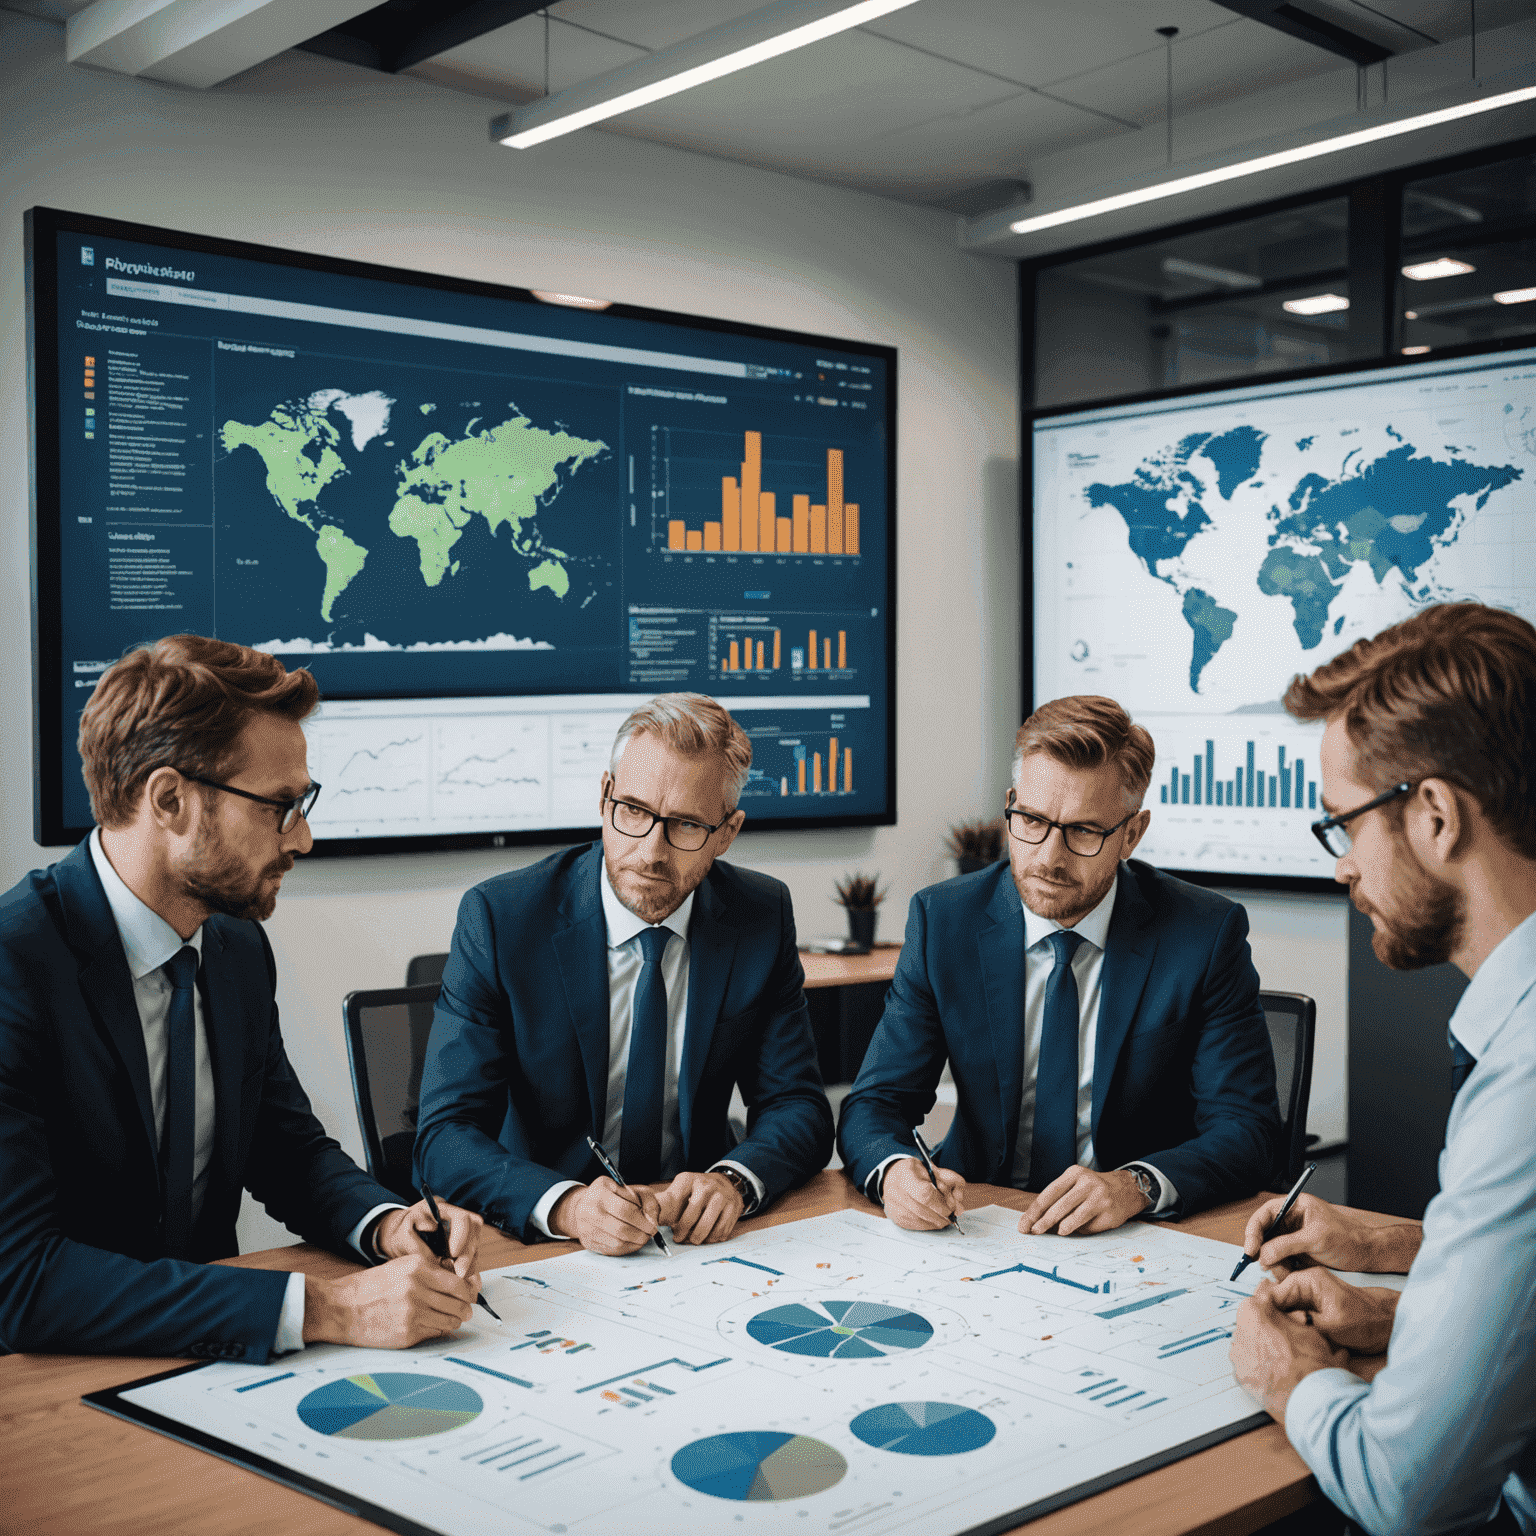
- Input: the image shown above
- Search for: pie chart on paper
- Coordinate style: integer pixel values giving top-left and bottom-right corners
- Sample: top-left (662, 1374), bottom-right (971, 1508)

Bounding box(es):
top-left (849, 1401), bottom-right (997, 1455)
top-left (672, 1432), bottom-right (847, 1500)
top-left (296, 1373), bottom-right (482, 1440)
top-left (745, 1299), bottom-right (934, 1358)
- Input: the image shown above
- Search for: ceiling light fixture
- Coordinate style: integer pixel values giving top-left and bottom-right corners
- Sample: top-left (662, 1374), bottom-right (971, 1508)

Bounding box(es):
top-left (1494, 286), bottom-right (1536, 305)
top-left (1009, 84), bottom-right (1536, 238)
top-left (1283, 293), bottom-right (1350, 315)
top-left (492, 0), bottom-right (926, 150)
top-left (1401, 345), bottom-right (1432, 354)
top-left (1402, 257), bottom-right (1476, 280)
top-left (531, 290), bottom-right (613, 310)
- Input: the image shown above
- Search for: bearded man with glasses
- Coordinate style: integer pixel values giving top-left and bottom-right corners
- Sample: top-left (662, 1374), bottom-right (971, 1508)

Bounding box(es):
top-left (0, 635), bottom-right (485, 1360)
top-left (416, 693), bottom-right (833, 1256)
top-left (838, 694), bottom-right (1280, 1236)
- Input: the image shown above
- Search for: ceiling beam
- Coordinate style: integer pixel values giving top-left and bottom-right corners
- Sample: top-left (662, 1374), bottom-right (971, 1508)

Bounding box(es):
top-left (296, 0), bottom-right (550, 75)
top-left (67, 0), bottom-right (385, 87)
top-left (1210, 1), bottom-right (1392, 66)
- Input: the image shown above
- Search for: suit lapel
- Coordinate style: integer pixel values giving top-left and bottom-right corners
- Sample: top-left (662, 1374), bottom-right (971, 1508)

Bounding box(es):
top-left (551, 847), bottom-right (615, 1134)
top-left (978, 875), bottom-right (1028, 1173)
top-left (1092, 865), bottom-right (1158, 1133)
top-left (679, 874), bottom-right (735, 1157)
top-left (199, 919), bottom-right (250, 1180)
top-left (54, 840), bottom-right (158, 1162)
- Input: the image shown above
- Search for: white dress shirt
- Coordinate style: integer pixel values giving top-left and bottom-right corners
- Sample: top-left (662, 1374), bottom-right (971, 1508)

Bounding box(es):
top-left (89, 831), bottom-right (399, 1354)
top-left (529, 862), bottom-right (765, 1238)
top-left (871, 873), bottom-right (1177, 1213)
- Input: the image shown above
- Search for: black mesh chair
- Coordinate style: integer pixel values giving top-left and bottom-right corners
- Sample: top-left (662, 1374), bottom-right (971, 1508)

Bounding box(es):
top-left (406, 952), bottom-right (449, 988)
top-left (1259, 990), bottom-right (1317, 1191)
top-left (342, 983), bottom-right (441, 1204)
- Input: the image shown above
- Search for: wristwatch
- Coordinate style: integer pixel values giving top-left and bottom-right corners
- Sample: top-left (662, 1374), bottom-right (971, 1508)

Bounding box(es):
top-left (1128, 1166), bottom-right (1160, 1209)
top-left (714, 1166), bottom-right (759, 1216)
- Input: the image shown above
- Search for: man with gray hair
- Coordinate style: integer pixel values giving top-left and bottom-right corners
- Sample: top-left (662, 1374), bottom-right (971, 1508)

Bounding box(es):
top-left (416, 693), bottom-right (834, 1254)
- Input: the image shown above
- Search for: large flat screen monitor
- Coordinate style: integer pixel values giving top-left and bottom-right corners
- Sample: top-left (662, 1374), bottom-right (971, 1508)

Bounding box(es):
top-left (1031, 342), bottom-right (1536, 886)
top-left (27, 207), bottom-right (896, 852)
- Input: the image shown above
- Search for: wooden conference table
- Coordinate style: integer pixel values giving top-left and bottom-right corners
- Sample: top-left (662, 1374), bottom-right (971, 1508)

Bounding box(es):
top-left (0, 1171), bottom-right (1406, 1536)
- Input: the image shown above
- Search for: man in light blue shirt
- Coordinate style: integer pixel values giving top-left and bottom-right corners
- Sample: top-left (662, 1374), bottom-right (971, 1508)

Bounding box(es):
top-left (1229, 602), bottom-right (1536, 1535)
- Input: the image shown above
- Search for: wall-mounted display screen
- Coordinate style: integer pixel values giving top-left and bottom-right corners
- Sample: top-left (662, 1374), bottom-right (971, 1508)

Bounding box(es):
top-left (1032, 342), bottom-right (1536, 884)
top-left (27, 207), bottom-right (896, 852)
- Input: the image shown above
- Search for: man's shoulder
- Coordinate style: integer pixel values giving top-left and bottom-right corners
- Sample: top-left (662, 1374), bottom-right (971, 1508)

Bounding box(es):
top-left (705, 857), bottom-right (789, 925)
top-left (912, 860), bottom-right (1011, 916)
top-left (1120, 858), bottom-right (1245, 931)
top-left (0, 857), bottom-right (74, 964)
top-left (463, 843), bottom-right (598, 911)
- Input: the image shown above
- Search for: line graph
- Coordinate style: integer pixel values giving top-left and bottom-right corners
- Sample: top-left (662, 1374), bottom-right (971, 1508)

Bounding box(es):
top-left (432, 717), bottom-right (548, 821)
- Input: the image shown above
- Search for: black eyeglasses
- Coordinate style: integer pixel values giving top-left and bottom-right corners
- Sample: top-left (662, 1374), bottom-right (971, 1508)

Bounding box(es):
top-left (605, 794), bottom-right (730, 852)
top-left (1310, 781), bottom-right (1413, 857)
top-left (1004, 804), bottom-right (1134, 857)
top-left (179, 772), bottom-right (322, 833)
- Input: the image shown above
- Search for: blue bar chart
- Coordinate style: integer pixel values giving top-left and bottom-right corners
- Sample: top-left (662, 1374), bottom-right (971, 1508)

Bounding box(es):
top-left (1159, 739), bottom-right (1317, 811)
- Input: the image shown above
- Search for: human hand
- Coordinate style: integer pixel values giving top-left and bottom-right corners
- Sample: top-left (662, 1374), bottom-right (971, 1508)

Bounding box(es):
top-left (550, 1178), bottom-right (661, 1255)
top-left (655, 1171), bottom-right (744, 1245)
top-left (375, 1199), bottom-right (484, 1279)
top-left (882, 1159), bottom-right (966, 1231)
top-left (1267, 1267), bottom-right (1399, 1356)
top-left (1019, 1166), bottom-right (1148, 1236)
top-left (1229, 1278), bottom-right (1351, 1420)
top-left (1239, 1193), bottom-right (1418, 1274)
top-left (303, 1255), bottom-right (479, 1348)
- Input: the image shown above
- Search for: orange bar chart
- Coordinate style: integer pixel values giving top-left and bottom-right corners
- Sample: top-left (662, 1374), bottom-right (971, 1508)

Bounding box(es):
top-left (719, 627), bottom-right (783, 676)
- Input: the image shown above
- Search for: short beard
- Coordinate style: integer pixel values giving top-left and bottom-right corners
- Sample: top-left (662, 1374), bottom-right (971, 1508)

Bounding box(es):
top-left (604, 846), bottom-right (708, 925)
top-left (179, 817), bottom-right (293, 923)
top-left (1356, 835), bottom-right (1464, 970)
top-left (1011, 852), bottom-right (1120, 927)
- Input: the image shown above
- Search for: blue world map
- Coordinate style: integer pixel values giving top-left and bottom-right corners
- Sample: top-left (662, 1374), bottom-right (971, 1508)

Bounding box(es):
top-left (1085, 426), bottom-right (1523, 692)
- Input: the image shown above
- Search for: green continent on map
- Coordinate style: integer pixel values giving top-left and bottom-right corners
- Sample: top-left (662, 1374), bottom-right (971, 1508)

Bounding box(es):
top-left (1257, 549), bottom-right (1337, 649)
top-left (315, 525), bottom-right (368, 621)
top-left (1181, 589), bottom-right (1237, 692)
top-left (221, 404), bottom-right (347, 530)
top-left (390, 415), bottom-right (607, 590)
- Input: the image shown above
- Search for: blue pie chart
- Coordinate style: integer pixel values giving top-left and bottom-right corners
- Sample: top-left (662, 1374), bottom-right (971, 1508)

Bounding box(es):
top-left (745, 1300), bottom-right (934, 1359)
top-left (672, 1432), bottom-right (847, 1500)
top-left (296, 1373), bottom-right (482, 1440)
top-left (850, 1401), bottom-right (996, 1456)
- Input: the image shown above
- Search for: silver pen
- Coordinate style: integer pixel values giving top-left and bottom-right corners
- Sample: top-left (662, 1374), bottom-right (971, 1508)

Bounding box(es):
top-left (586, 1135), bottom-right (674, 1257)
top-left (912, 1129), bottom-right (965, 1235)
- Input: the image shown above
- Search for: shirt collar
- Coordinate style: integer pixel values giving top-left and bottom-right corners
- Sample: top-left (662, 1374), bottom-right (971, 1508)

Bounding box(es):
top-left (89, 827), bottom-right (204, 980)
top-left (1448, 906), bottom-right (1536, 1059)
top-left (1021, 866), bottom-right (1119, 952)
top-left (599, 857), bottom-right (695, 951)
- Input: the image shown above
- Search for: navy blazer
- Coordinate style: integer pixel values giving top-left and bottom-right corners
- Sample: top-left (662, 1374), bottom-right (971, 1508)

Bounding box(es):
top-left (414, 844), bottom-right (834, 1242)
top-left (0, 840), bottom-right (395, 1359)
top-left (837, 859), bottom-right (1280, 1213)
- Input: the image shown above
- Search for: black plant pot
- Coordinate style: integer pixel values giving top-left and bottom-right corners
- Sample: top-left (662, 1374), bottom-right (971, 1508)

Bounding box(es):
top-left (845, 907), bottom-right (877, 951)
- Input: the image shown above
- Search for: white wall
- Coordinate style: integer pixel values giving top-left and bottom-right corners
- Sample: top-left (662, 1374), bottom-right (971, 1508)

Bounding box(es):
top-left (0, 12), bottom-right (1343, 1253)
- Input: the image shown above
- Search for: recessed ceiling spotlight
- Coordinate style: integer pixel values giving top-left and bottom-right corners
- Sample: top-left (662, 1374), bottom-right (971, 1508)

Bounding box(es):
top-left (1401, 345), bottom-right (1431, 355)
top-left (1283, 293), bottom-right (1350, 315)
top-left (531, 290), bottom-right (613, 310)
top-left (1402, 258), bottom-right (1475, 281)
top-left (1493, 286), bottom-right (1536, 305)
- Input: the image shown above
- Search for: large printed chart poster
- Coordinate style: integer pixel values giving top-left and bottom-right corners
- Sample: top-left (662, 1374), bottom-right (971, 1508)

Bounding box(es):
top-left (108, 1209), bottom-right (1268, 1536)
top-left (1033, 346), bottom-right (1536, 880)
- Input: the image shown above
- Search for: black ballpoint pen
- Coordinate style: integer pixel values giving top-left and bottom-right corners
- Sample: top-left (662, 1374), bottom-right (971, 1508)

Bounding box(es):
top-left (586, 1136), bottom-right (674, 1257)
top-left (912, 1129), bottom-right (965, 1236)
top-left (1229, 1161), bottom-right (1319, 1282)
top-left (418, 1181), bottom-right (501, 1319)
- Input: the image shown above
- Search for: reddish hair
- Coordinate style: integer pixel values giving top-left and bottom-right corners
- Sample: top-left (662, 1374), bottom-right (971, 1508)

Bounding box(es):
top-left (79, 635), bottom-right (318, 828)
top-left (1283, 603), bottom-right (1536, 859)
top-left (1013, 695), bottom-right (1156, 806)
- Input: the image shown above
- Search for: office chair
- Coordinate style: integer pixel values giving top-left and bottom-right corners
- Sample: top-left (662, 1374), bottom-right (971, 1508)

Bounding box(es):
top-left (342, 983), bottom-right (441, 1204)
top-left (406, 952), bottom-right (449, 988)
top-left (1259, 990), bottom-right (1317, 1191)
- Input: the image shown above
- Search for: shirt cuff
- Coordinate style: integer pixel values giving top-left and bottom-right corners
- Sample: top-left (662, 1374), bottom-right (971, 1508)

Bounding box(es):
top-left (710, 1160), bottom-right (766, 1213)
top-left (272, 1271), bottom-right (307, 1355)
top-left (866, 1153), bottom-right (910, 1205)
top-left (347, 1203), bottom-right (408, 1261)
top-left (531, 1181), bottom-right (584, 1239)
top-left (1283, 1365), bottom-right (1371, 1459)
top-left (1121, 1162), bottom-right (1180, 1215)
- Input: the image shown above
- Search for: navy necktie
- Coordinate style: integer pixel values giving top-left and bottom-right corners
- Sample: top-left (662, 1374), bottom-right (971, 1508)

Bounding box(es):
top-left (619, 927), bottom-right (672, 1185)
top-left (1450, 1034), bottom-right (1476, 1097)
top-left (162, 944), bottom-right (199, 1260)
top-left (1027, 929), bottom-right (1086, 1191)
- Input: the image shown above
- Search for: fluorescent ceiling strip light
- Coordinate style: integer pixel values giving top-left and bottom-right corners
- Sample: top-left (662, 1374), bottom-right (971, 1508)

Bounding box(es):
top-left (495, 0), bottom-right (925, 150)
top-left (1010, 84), bottom-right (1536, 237)
top-left (1283, 293), bottom-right (1350, 315)
top-left (1402, 257), bottom-right (1475, 280)
top-left (1494, 286), bottom-right (1536, 304)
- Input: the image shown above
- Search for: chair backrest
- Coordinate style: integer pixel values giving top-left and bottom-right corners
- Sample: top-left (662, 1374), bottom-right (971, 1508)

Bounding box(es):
top-left (406, 952), bottom-right (449, 988)
top-left (1259, 989), bottom-right (1317, 1190)
top-left (342, 983), bottom-right (441, 1204)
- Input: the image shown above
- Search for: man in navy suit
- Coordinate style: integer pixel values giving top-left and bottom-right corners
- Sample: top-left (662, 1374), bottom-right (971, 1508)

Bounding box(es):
top-left (0, 635), bottom-right (483, 1359)
top-left (416, 693), bottom-right (833, 1255)
top-left (838, 695), bottom-right (1279, 1234)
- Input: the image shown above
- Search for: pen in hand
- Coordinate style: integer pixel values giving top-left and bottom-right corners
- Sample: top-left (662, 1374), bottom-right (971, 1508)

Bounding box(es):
top-left (912, 1129), bottom-right (965, 1236)
top-left (1229, 1161), bottom-right (1319, 1282)
top-left (417, 1181), bottom-right (501, 1320)
top-left (585, 1136), bottom-right (674, 1257)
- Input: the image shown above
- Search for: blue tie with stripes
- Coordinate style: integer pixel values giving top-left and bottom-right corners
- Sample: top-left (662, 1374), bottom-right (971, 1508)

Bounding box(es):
top-left (619, 927), bottom-right (673, 1185)
top-left (1027, 929), bottom-right (1086, 1191)
top-left (162, 944), bottom-right (199, 1260)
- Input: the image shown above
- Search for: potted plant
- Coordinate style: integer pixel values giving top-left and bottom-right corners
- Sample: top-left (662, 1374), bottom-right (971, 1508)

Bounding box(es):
top-left (833, 872), bottom-right (887, 952)
top-left (945, 817), bottom-right (1005, 874)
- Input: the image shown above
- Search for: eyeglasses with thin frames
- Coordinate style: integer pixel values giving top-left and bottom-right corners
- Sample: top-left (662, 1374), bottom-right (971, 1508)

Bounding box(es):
top-left (178, 772), bottom-right (322, 834)
top-left (1003, 803), bottom-right (1134, 858)
top-left (1309, 781), bottom-right (1413, 857)
top-left (604, 794), bottom-right (730, 852)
